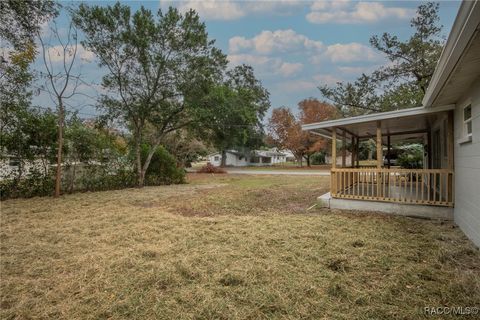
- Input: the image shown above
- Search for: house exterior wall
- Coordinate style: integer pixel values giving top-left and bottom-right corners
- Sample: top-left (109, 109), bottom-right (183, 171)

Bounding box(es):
top-left (208, 152), bottom-right (249, 167)
top-left (208, 151), bottom-right (286, 167)
top-left (0, 158), bottom-right (48, 180)
top-left (325, 154), bottom-right (352, 166)
top-left (428, 112), bottom-right (450, 169)
top-left (230, 153), bottom-right (249, 167)
top-left (271, 155), bottom-right (286, 164)
top-left (453, 78), bottom-right (480, 247)
top-left (208, 154), bottom-right (222, 166)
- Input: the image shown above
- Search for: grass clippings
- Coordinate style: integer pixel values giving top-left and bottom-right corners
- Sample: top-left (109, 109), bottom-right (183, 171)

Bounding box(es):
top-left (1, 173), bottom-right (479, 319)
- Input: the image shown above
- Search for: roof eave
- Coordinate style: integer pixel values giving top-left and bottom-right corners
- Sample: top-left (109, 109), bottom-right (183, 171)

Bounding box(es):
top-left (302, 104), bottom-right (454, 131)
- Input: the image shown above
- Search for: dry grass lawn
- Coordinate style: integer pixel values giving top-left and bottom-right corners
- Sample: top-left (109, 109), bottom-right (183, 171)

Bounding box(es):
top-left (1, 173), bottom-right (479, 319)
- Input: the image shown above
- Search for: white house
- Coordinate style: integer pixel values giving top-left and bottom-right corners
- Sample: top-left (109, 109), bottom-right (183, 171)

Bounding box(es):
top-left (208, 149), bottom-right (287, 167)
top-left (303, 1), bottom-right (480, 247)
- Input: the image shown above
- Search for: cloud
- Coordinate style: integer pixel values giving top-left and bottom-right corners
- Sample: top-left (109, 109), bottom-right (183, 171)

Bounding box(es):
top-left (338, 65), bottom-right (378, 75)
top-left (313, 74), bottom-right (342, 86)
top-left (44, 45), bottom-right (95, 64)
top-left (276, 80), bottom-right (317, 93)
top-left (228, 54), bottom-right (303, 78)
top-left (310, 42), bottom-right (382, 64)
top-left (170, 0), bottom-right (302, 21)
top-left (307, 0), bottom-right (413, 24)
top-left (278, 62), bottom-right (303, 77)
top-left (176, 0), bottom-right (245, 20)
top-left (229, 29), bottom-right (323, 54)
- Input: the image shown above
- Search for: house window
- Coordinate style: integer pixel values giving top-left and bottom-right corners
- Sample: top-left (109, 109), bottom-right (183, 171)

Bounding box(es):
top-left (9, 157), bottom-right (20, 167)
top-left (214, 156), bottom-right (219, 161)
top-left (464, 104), bottom-right (472, 138)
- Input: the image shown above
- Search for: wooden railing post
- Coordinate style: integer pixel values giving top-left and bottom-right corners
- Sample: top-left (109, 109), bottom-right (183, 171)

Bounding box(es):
top-left (332, 129), bottom-right (337, 169)
top-left (331, 129), bottom-right (337, 195)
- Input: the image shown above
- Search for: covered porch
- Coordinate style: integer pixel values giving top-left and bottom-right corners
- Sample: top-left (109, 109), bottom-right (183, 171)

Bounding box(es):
top-left (303, 105), bottom-right (455, 209)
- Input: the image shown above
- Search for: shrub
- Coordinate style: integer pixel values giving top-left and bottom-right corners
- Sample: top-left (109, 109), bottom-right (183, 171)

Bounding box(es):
top-left (142, 145), bottom-right (185, 185)
top-left (397, 144), bottom-right (423, 169)
top-left (197, 163), bottom-right (227, 174)
top-left (311, 152), bottom-right (326, 165)
top-left (0, 169), bottom-right (55, 200)
top-left (78, 165), bottom-right (136, 192)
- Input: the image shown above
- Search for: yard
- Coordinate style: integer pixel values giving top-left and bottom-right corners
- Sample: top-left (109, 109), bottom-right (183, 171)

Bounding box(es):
top-left (1, 174), bottom-right (479, 319)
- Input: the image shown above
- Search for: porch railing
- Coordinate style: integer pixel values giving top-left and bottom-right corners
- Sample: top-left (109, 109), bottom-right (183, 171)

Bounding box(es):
top-left (331, 168), bottom-right (454, 207)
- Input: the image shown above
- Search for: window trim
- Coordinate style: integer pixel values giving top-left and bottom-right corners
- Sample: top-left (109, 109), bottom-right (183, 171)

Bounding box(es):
top-left (458, 101), bottom-right (473, 145)
top-left (463, 104), bottom-right (472, 138)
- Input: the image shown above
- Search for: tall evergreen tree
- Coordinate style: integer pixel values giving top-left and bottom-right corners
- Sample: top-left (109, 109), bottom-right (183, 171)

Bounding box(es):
top-left (319, 2), bottom-right (444, 116)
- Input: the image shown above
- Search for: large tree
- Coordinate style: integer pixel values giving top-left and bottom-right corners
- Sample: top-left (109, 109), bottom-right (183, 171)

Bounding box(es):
top-left (73, 4), bottom-right (227, 186)
top-left (37, 21), bottom-right (83, 197)
top-left (0, 0), bottom-right (59, 190)
top-left (0, 0), bottom-right (58, 115)
top-left (319, 2), bottom-right (444, 116)
top-left (267, 100), bottom-right (335, 166)
top-left (298, 98), bottom-right (337, 165)
top-left (202, 65), bottom-right (270, 166)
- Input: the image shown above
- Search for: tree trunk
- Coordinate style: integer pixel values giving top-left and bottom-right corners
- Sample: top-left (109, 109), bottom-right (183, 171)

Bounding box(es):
top-left (221, 150), bottom-right (227, 167)
top-left (139, 169), bottom-right (146, 187)
top-left (140, 146), bottom-right (158, 187)
top-left (296, 155), bottom-right (303, 167)
top-left (54, 102), bottom-right (64, 197)
top-left (135, 135), bottom-right (143, 187)
top-left (367, 149), bottom-right (373, 161)
top-left (306, 155), bottom-right (311, 167)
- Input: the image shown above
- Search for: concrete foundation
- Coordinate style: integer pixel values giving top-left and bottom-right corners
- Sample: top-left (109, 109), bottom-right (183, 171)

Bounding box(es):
top-left (318, 192), bottom-right (453, 220)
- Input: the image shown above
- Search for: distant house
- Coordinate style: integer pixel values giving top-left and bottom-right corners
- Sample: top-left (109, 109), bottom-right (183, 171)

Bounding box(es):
top-left (0, 152), bottom-right (50, 180)
top-left (208, 149), bottom-right (287, 167)
top-left (302, 1), bottom-right (480, 247)
top-left (325, 152), bottom-right (352, 166)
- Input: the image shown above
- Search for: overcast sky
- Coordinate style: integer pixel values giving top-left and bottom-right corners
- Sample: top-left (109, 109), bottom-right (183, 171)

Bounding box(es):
top-left (32, 0), bottom-right (461, 119)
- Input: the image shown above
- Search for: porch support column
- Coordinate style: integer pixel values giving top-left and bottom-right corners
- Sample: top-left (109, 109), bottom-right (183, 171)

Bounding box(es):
top-left (376, 121), bottom-right (382, 197)
top-left (351, 136), bottom-right (355, 168)
top-left (447, 111), bottom-right (454, 203)
top-left (331, 129), bottom-right (337, 169)
top-left (447, 111), bottom-right (454, 170)
top-left (331, 129), bottom-right (337, 196)
top-left (427, 130), bottom-right (432, 169)
top-left (387, 135), bottom-right (391, 169)
top-left (376, 121), bottom-right (382, 168)
top-left (356, 138), bottom-right (360, 167)
top-left (342, 130), bottom-right (346, 167)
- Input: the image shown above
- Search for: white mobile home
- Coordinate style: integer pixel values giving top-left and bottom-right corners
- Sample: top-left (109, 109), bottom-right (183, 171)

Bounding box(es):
top-left (208, 149), bottom-right (287, 167)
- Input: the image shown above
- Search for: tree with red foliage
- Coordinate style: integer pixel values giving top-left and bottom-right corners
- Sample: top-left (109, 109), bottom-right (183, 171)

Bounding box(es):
top-left (299, 99), bottom-right (337, 166)
top-left (267, 99), bottom-right (336, 166)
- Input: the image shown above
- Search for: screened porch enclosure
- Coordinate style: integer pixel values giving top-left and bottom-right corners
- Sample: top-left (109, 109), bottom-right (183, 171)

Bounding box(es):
top-left (303, 105), bottom-right (455, 208)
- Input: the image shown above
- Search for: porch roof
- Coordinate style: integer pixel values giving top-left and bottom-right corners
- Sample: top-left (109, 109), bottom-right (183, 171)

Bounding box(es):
top-left (302, 104), bottom-right (454, 142)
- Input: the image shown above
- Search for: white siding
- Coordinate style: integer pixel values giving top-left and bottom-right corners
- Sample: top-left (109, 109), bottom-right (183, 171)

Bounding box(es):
top-left (454, 78), bottom-right (480, 247)
top-left (208, 154), bottom-right (222, 166)
top-left (208, 152), bottom-right (248, 167)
